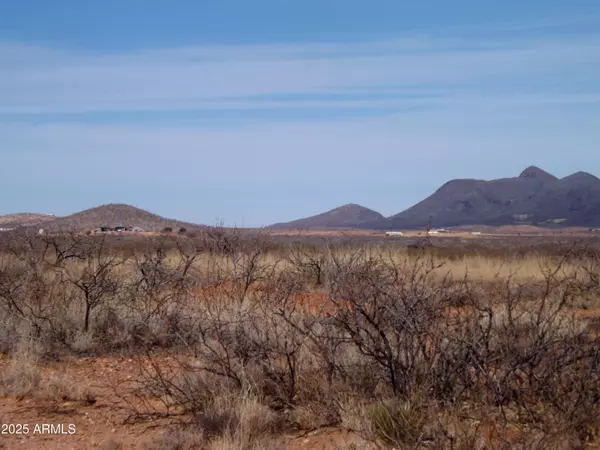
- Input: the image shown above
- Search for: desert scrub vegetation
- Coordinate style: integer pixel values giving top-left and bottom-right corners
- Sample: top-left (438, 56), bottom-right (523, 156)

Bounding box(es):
top-left (1, 229), bottom-right (600, 448)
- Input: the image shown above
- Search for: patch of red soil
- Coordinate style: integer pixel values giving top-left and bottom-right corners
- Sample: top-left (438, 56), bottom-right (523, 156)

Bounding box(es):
top-left (480, 421), bottom-right (524, 446)
top-left (566, 307), bottom-right (600, 319)
top-left (443, 306), bottom-right (475, 317)
top-left (564, 307), bottom-right (600, 339)
top-left (192, 281), bottom-right (345, 316)
top-left (0, 356), bottom-right (176, 449)
top-left (286, 291), bottom-right (339, 315)
top-left (0, 354), bottom-right (375, 450)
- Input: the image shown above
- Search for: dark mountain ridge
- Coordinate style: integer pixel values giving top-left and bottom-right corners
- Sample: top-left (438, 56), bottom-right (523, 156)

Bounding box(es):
top-left (376, 166), bottom-right (600, 229)
top-left (375, 166), bottom-right (600, 229)
top-left (272, 167), bottom-right (600, 229)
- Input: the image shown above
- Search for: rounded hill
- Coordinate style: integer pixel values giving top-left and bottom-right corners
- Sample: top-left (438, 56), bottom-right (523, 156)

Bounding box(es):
top-left (40, 204), bottom-right (203, 232)
top-left (269, 203), bottom-right (384, 229)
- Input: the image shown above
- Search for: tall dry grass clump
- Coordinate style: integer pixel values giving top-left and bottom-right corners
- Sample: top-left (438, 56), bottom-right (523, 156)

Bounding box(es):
top-left (0, 338), bottom-right (42, 398)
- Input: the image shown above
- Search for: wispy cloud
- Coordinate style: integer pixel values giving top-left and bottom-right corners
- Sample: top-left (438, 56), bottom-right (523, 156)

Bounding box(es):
top-left (0, 20), bottom-right (599, 117)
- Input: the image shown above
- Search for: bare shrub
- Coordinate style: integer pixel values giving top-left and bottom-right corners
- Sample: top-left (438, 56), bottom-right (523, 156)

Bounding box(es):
top-left (286, 243), bottom-right (327, 288)
top-left (326, 248), bottom-right (453, 397)
top-left (61, 235), bottom-right (127, 333)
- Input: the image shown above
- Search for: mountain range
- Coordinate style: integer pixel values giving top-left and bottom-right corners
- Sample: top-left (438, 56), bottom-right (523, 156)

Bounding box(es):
top-left (270, 166), bottom-right (600, 229)
top-left (2, 167), bottom-right (599, 232)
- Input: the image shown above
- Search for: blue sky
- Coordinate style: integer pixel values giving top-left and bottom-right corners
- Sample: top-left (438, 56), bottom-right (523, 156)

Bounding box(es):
top-left (1, 1), bottom-right (599, 226)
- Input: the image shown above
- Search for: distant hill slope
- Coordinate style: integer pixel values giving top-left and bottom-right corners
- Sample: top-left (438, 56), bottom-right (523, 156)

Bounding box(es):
top-left (270, 204), bottom-right (385, 229)
top-left (372, 166), bottom-right (600, 229)
top-left (526, 172), bottom-right (600, 226)
top-left (0, 213), bottom-right (56, 228)
top-left (40, 204), bottom-right (203, 232)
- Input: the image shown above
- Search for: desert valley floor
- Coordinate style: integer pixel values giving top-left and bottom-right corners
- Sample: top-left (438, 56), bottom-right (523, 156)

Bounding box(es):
top-left (1, 226), bottom-right (600, 449)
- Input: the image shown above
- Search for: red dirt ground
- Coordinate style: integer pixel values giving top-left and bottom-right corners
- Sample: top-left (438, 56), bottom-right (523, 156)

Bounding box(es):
top-left (192, 281), bottom-right (344, 316)
top-left (0, 355), bottom-right (372, 449)
top-left (0, 356), bottom-right (168, 449)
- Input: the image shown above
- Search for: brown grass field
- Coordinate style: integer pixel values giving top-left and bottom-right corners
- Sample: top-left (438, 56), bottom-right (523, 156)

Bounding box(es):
top-left (1, 227), bottom-right (600, 449)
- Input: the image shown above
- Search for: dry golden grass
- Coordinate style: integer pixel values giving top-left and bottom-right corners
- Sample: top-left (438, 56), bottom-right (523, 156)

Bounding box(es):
top-left (0, 341), bottom-right (42, 398)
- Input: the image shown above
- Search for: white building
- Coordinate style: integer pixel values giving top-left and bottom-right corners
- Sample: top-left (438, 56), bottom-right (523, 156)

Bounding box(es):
top-left (385, 231), bottom-right (404, 237)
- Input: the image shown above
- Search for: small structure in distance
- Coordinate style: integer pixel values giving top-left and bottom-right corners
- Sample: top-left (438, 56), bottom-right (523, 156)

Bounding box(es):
top-left (93, 226), bottom-right (145, 234)
top-left (385, 231), bottom-right (404, 237)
